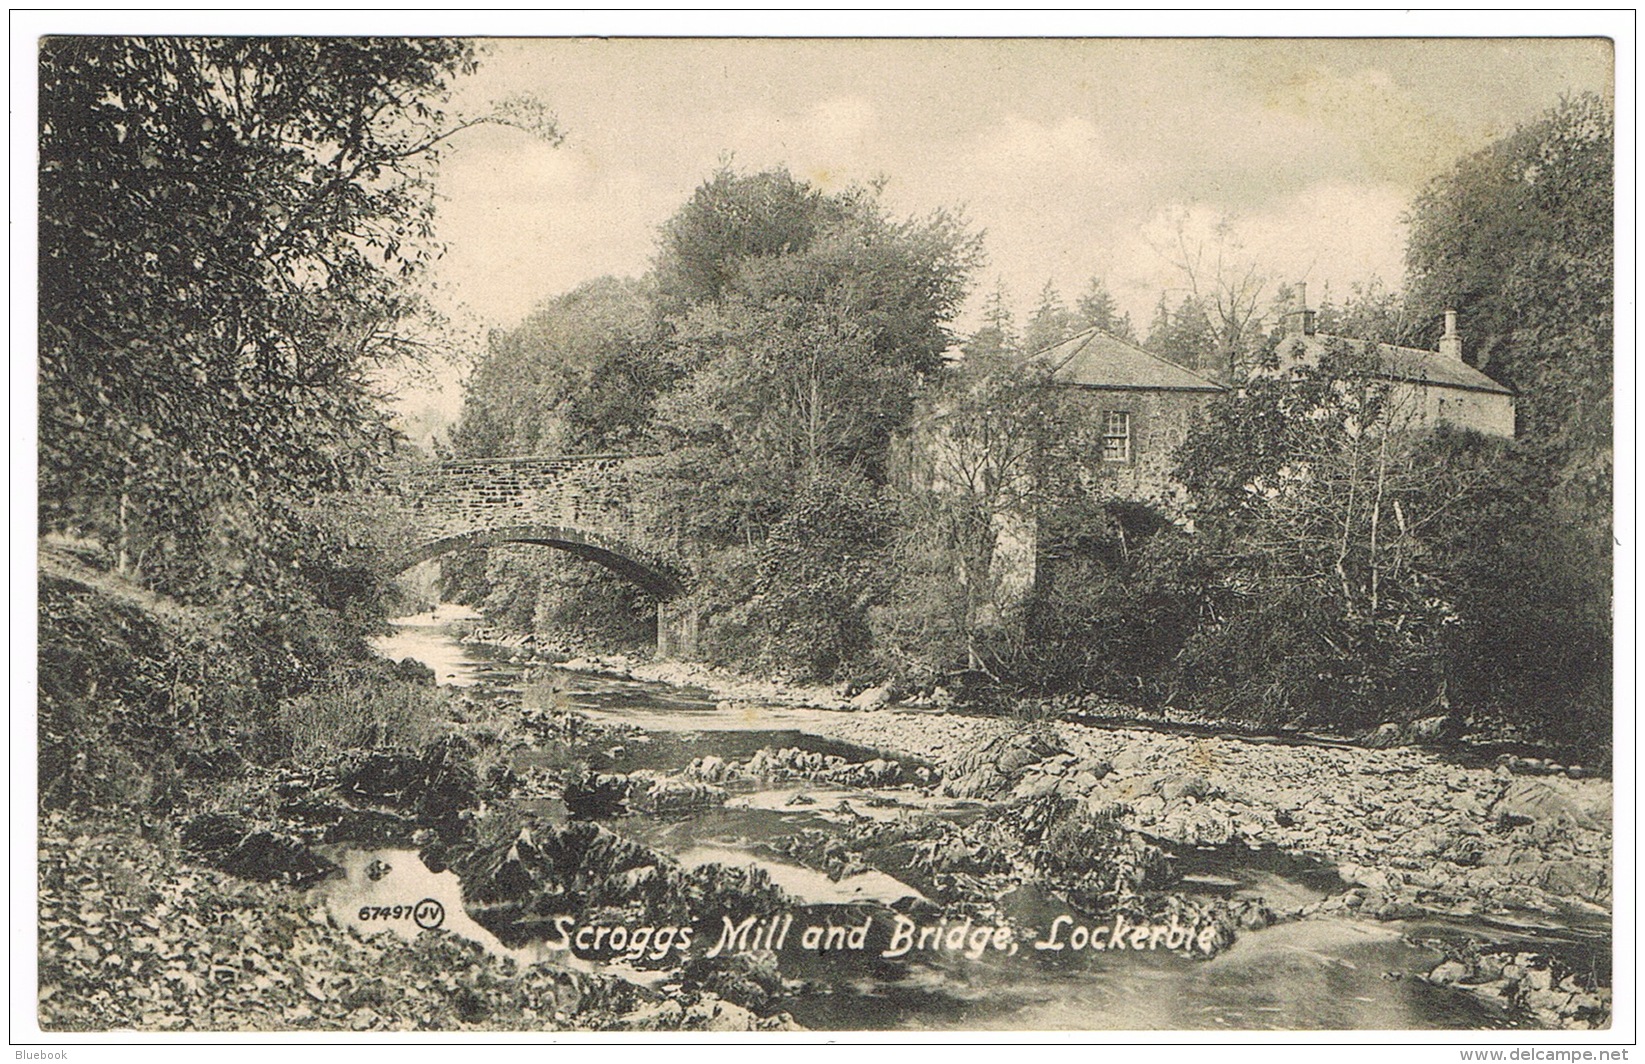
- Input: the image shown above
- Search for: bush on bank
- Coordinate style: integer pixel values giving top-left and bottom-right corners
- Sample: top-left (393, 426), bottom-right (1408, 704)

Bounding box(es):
top-left (39, 550), bottom-right (450, 816)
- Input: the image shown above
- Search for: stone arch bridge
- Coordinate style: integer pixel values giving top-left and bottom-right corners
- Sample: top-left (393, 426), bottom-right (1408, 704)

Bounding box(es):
top-left (382, 453), bottom-right (697, 657)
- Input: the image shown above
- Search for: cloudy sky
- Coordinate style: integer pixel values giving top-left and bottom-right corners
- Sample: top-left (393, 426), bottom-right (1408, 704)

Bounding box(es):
top-left (394, 35), bottom-right (1613, 441)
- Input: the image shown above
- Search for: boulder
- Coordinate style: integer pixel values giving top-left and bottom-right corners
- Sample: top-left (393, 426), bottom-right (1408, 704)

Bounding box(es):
top-left (1407, 714), bottom-right (1460, 742)
top-left (181, 812), bottom-right (338, 887)
top-left (1075, 757), bottom-right (1114, 780)
top-left (1539, 858), bottom-right (1609, 903)
top-left (1011, 771), bottom-right (1062, 800)
top-left (1492, 778), bottom-right (1608, 831)
top-left (850, 685), bottom-right (893, 711)
top-left (1111, 747), bottom-right (1156, 772)
top-left (629, 773), bottom-right (728, 814)
top-left (684, 993), bottom-right (764, 1032)
top-left (1069, 770), bottom-right (1105, 793)
top-left (1161, 773), bottom-right (1217, 801)
top-left (1364, 723), bottom-right (1404, 749)
top-left (941, 728), bottom-right (1067, 799)
top-left (1154, 802), bottom-right (1234, 846)
top-left (1428, 960), bottom-right (1470, 985)
top-left (690, 755), bottom-right (730, 783)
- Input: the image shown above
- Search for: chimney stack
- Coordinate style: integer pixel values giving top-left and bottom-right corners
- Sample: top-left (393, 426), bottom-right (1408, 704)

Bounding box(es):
top-left (1438, 308), bottom-right (1461, 360)
top-left (1283, 282), bottom-right (1316, 337)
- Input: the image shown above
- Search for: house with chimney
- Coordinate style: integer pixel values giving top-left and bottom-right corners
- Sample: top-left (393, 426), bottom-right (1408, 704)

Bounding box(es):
top-left (924, 289), bottom-right (1515, 616)
top-left (1023, 290), bottom-right (1515, 518)
top-left (1269, 285), bottom-right (1516, 438)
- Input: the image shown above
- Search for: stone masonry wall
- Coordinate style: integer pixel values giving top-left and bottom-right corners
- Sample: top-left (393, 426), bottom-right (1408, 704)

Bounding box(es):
top-left (400, 454), bottom-right (656, 546)
top-left (1072, 387), bottom-right (1218, 508)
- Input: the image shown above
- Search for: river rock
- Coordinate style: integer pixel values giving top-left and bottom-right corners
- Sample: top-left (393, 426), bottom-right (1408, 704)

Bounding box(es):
top-left (850, 685), bottom-right (893, 710)
top-left (629, 773), bottom-right (728, 814)
top-left (941, 727), bottom-right (1066, 799)
top-left (691, 755), bottom-right (730, 783)
top-left (613, 998), bottom-right (686, 1030)
top-left (1076, 757), bottom-right (1113, 780)
top-left (1364, 723), bottom-right (1404, 748)
top-left (829, 757), bottom-right (902, 787)
top-left (1011, 771), bottom-right (1062, 800)
top-left (1407, 714), bottom-right (1460, 742)
top-left (1154, 801), bottom-right (1234, 846)
top-left (1110, 746), bottom-right (1157, 772)
top-left (564, 772), bottom-right (635, 818)
top-left (180, 812), bottom-right (338, 887)
top-left (1538, 857), bottom-right (1609, 902)
top-left (682, 993), bottom-right (765, 1031)
top-left (1337, 862), bottom-right (1397, 893)
top-left (1069, 770), bottom-right (1105, 793)
top-left (1428, 960), bottom-right (1469, 985)
top-left (1131, 793), bottom-right (1166, 822)
top-left (1161, 773), bottom-right (1217, 801)
top-left (1492, 777), bottom-right (1607, 831)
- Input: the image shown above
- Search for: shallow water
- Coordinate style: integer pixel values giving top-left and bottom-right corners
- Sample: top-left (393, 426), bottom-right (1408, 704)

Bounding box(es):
top-left (343, 614), bottom-right (1585, 1031)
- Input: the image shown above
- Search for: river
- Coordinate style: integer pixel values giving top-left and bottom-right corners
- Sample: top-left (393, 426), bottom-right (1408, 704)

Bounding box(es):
top-left (327, 611), bottom-right (1594, 1032)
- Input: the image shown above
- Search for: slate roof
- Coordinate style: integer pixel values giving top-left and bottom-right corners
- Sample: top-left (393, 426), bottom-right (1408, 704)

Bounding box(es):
top-left (1283, 333), bottom-right (1514, 397)
top-left (1031, 328), bottom-right (1226, 393)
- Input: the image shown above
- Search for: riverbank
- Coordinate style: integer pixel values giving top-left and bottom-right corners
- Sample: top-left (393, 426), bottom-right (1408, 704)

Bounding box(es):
top-left (37, 812), bottom-right (796, 1033)
top-left (33, 568), bottom-right (807, 1034)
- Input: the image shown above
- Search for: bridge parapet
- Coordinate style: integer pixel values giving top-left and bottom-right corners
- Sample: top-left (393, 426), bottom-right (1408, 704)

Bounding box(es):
top-left (379, 453), bottom-right (686, 605)
top-left (398, 453), bottom-right (659, 546)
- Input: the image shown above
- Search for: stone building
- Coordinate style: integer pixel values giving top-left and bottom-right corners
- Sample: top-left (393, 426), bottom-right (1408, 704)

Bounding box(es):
top-left (924, 296), bottom-right (1514, 615)
top-left (1270, 286), bottom-right (1516, 438)
top-left (1031, 326), bottom-right (1228, 506)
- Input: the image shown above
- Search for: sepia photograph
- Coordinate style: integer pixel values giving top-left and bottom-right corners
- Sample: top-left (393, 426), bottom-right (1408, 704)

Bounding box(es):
top-left (23, 22), bottom-right (1624, 1042)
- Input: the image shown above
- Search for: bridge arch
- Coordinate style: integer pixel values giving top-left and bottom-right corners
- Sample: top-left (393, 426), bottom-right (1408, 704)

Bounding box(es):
top-left (391, 523), bottom-right (684, 600)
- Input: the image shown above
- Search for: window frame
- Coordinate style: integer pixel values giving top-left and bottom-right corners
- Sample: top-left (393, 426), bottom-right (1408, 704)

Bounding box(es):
top-left (1101, 408), bottom-right (1133, 464)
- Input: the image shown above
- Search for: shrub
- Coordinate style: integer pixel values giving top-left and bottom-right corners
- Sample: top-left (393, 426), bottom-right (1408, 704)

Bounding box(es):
top-left (275, 672), bottom-right (450, 762)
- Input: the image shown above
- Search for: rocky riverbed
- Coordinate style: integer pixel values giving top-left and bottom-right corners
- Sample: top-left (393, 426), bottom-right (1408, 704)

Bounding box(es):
top-left (504, 644), bottom-right (1613, 1030)
top-left (530, 648), bottom-right (1612, 914)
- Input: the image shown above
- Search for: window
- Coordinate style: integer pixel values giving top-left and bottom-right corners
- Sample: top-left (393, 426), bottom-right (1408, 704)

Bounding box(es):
top-left (1102, 410), bottom-right (1131, 462)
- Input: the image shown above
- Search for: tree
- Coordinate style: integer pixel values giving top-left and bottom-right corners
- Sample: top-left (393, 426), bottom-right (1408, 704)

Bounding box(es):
top-left (740, 472), bottom-right (895, 680)
top-left (651, 166), bottom-right (847, 318)
top-left (646, 292), bottom-right (908, 547)
top-left (1145, 294), bottom-right (1215, 373)
top-left (1170, 340), bottom-right (1479, 727)
top-left (1402, 93), bottom-right (1613, 753)
top-left (644, 167), bottom-right (983, 548)
top-left (1074, 276), bottom-right (1136, 341)
top-left (1404, 93), bottom-right (1613, 520)
top-left (877, 357), bottom-right (1106, 682)
top-left (1309, 279), bottom-right (1414, 346)
top-left (452, 276), bottom-right (664, 458)
top-left (961, 281), bottom-right (1020, 364)
top-left (38, 37), bottom-right (559, 597)
top-left (1022, 280), bottom-right (1080, 355)
top-left (1158, 214), bottom-right (1269, 381)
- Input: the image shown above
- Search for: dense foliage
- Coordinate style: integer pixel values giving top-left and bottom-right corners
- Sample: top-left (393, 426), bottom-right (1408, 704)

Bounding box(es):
top-left (448, 166), bottom-right (984, 677)
top-left (451, 98), bottom-right (1610, 752)
top-left (38, 39), bottom-right (540, 804)
top-left (1405, 93), bottom-right (1613, 513)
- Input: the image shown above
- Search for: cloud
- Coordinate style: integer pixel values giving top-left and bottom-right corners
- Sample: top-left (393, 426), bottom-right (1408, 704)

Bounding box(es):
top-left (430, 127), bottom-right (681, 328)
top-left (722, 95), bottom-right (882, 192)
top-left (1092, 183), bottom-right (1409, 328)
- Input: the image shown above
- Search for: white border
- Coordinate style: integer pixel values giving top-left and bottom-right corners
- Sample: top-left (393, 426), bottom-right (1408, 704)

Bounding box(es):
top-left (9, 10), bottom-right (1637, 1059)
